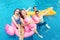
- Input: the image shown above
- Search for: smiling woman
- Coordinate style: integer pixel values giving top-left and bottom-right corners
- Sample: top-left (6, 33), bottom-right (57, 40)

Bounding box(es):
top-left (0, 0), bottom-right (59, 40)
top-left (0, 0), bottom-right (35, 40)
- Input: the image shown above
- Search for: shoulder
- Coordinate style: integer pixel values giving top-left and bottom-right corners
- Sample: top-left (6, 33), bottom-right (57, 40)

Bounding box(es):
top-left (11, 15), bottom-right (15, 19)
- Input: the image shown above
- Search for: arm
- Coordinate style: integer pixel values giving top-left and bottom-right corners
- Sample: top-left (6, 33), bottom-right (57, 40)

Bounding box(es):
top-left (26, 7), bottom-right (31, 11)
top-left (20, 18), bottom-right (26, 26)
top-left (25, 20), bottom-right (34, 25)
top-left (29, 20), bottom-right (35, 24)
top-left (40, 11), bottom-right (48, 17)
top-left (28, 18), bottom-right (35, 24)
top-left (12, 16), bottom-right (19, 28)
top-left (41, 7), bottom-right (53, 16)
top-left (23, 7), bottom-right (31, 12)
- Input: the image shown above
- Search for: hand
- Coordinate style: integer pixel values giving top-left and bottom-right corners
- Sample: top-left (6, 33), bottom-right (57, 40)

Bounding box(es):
top-left (39, 35), bottom-right (43, 38)
top-left (26, 7), bottom-right (32, 11)
top-left (50, 7), bottom-right (53, 9)
top-left (23, 8), bottom-right (25, 10)
top-left (28, 7), bottom-right (31, 10)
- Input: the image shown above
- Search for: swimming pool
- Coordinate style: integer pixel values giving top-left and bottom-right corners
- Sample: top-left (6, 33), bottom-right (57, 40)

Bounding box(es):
top-left (0, 0), bottom-right (60, 40)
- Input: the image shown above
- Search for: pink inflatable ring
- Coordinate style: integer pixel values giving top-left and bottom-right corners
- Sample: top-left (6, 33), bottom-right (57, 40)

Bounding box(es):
top-left (5, 22), bottom-right (37, 38)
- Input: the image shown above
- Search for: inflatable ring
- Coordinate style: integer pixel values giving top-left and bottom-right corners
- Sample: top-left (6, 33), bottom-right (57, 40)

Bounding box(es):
top-left (5, 22), bottom-right (36, 38)
top-left (12, 22), bottom-right (36, 38)
top-left (5, 24), bottom-right (15, 36)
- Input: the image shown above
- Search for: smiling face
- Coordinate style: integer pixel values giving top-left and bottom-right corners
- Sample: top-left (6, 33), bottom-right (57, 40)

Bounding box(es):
top-left (36, 11), bottom-right (39, 14)
top-left (21, 10), bottom-right (27, 16)
top-left (15, 9), bottom-right (20, 15)
top-left (19, 10), bottom-right (27, 19)
top-left (35, 11), bottom-right (39, 16)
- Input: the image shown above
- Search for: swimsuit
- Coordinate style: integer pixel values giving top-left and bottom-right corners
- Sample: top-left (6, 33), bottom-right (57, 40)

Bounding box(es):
top-left (13, 16), bottom-right (21, 24)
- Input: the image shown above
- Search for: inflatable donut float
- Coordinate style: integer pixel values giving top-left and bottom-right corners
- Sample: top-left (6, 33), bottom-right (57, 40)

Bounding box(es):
top-left (5, 24), bottom-right (15, 36)
top-left (5, 21), bottom-right (36, 38)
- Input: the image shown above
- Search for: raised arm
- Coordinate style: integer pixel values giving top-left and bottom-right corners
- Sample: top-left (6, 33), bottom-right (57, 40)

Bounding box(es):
top-left (26, 7), bottom-right (31, 11)
top-left (39, 10), bottom-right (48, 17)
top-left (39, 7), bottom-right (54, 17)
top-left (23, 7), bottom-right (31, 12)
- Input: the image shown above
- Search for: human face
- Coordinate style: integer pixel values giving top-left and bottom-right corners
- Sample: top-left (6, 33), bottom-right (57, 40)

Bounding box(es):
top-left (36, 11), bottom-right (39, 16)
top-left (15, 9), bottom-right (20, 15)
top-left (21, 10), bottom-right (26, 16)
top-left (34, 7), bottom-right (37, 11)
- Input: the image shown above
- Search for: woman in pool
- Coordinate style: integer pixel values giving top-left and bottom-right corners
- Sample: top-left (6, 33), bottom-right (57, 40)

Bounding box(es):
top-left (33, 6), bottom-right (50, 29)
top-left (12, 8), bottom-right (24, 40)
top-left (20, 9), bottom-right (43, 38)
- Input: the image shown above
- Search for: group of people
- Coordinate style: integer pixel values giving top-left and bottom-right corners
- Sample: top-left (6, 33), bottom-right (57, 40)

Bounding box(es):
top-left (12, 6), bottom-right (50, 40)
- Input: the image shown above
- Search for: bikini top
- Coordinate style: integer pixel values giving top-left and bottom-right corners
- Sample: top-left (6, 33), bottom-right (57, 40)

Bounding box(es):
top-left (13, 16), bottom-right (21, 24)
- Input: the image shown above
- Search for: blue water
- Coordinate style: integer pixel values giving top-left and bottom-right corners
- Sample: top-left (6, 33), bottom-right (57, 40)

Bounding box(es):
top-left (0, 0), bottom-right (60, 40)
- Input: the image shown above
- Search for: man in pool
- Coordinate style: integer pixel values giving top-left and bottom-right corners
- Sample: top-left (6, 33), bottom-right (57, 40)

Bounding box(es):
top-left (33, 6), bottom-right (37, 12)
top-left (33, 6), bottom-right (50, 29)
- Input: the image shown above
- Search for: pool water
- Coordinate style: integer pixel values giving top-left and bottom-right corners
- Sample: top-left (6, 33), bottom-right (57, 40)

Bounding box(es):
top-left (0, 0), bottom-right (60, 40)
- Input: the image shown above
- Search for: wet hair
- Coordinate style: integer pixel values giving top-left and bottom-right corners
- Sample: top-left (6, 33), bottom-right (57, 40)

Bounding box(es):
top-left (35, 11), bottom-right (39, 14)
top-left (14, 8), bottom-right (21, 14)
top-left (33, 6), bottom-right (36, 9)
top-left (19, 9), bottom-right (24, 19)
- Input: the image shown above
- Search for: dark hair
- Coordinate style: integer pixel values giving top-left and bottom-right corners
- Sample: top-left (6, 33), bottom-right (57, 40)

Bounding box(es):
top-left (35, 11), bottom-right (39, 14)
top-left (14, 8), bottom-right (21, 14)
top-left (33, 6), bottom-right (36, 9)
top-left (19, 9), bottom-right (24, 19)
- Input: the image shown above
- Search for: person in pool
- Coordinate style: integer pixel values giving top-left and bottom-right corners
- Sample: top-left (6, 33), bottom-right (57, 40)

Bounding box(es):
top-left (20, 9), bottom-right (43, 38)
top-left (33, 6), bottom-right (50, 29)
top-left (12, 8), bottom-right (24, 40)
top-left (33, 6), bottom-right (37, 12)
top-left (34, 10), bottom-right (50, 29)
